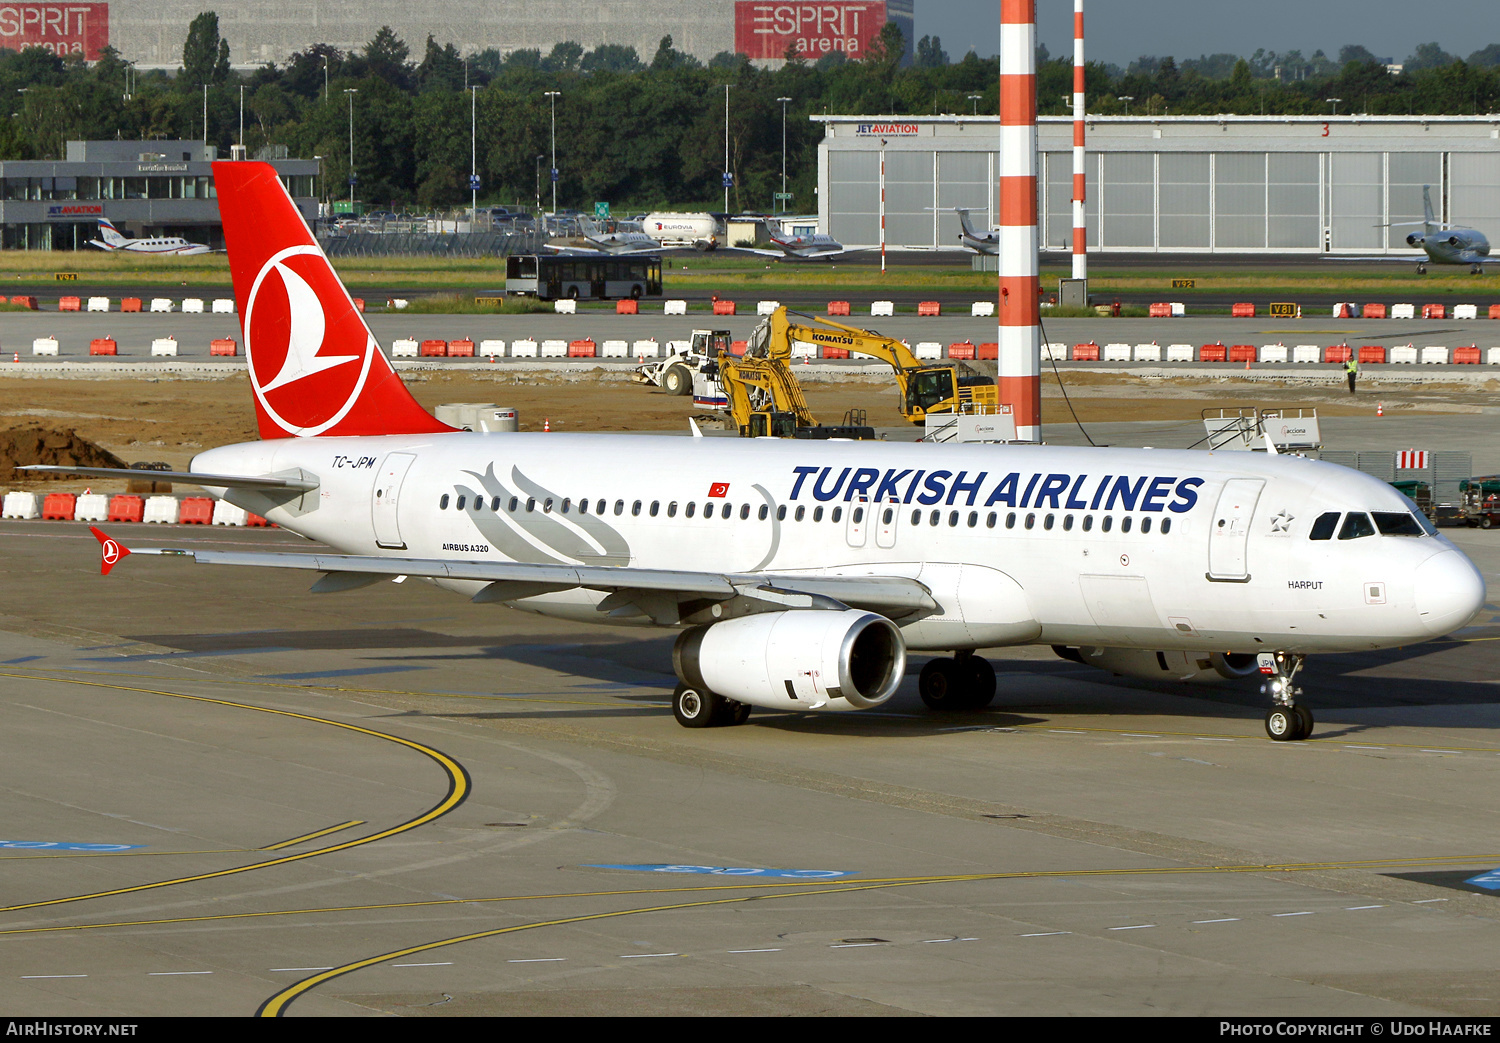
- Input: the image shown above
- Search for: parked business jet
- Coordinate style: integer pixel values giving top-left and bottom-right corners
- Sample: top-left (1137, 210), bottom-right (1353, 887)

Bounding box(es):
top-left (733, 218), bottom-right (849, 260)
top-left (47, 162), bottom-right (1485, 739)
top-left (560, 217), bottom-right (662, 255)
top-left (953, 207), bottom-right (998, 255)
top-left (1396, 186), bottom-right (1491, 274)
top-left (87, 218), bottom-right (211, 256)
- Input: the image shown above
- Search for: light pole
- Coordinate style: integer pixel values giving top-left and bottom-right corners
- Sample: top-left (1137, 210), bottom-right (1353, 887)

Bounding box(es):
top-left (534, 154), bottom-right (544, 214)
top-left (314, 155), bottom-right (323, 218)
top-left (238, 84), bottom-right (245, 151)
top-left (201, 83), bottom-right (208, 145)
top-left (1326, 97), bottom-right (1342, 116)
top-left (969, 93), bottom-right (982, 115)
top-left (469, 85), bottom-right (478, 220)
top-left (343, 87), bottom-right (357, 211)
top-left (322, 56), bottom-right (328, 102)
top-left (1118, 94), bottom-right (1133, 115)
top-left (543, 90), bottom-right (560, 216)
top-left (878, 137), bottom-right (887, 274)
top-left (722, 84), bottom-right (732, 213)
top-left (776, 96), bottom-right (791, 214)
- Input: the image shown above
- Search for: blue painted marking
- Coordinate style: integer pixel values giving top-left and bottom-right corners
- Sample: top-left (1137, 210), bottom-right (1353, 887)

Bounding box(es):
top-left (1, 656), bottom-right (43, 664)
top-left (0, 841), bottom-right (143, 852)
top-left (1464, 867), bottom-right (1500, 890)
top-left (265, 665), bottom-right (428, 680)
top-left (586, 863), bottom-right (856, 880)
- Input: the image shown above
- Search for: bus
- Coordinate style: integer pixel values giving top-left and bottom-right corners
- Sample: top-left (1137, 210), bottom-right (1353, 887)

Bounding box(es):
top-left (504, 254), bottom-right (662, 301)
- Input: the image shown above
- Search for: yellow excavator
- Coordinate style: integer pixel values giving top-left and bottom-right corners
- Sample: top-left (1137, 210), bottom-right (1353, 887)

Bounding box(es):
top-left (713, 307), bottom-right (999, 437)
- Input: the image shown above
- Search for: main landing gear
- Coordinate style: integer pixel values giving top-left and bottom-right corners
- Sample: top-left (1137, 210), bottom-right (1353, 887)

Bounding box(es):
top-left (1260, 651), bottom-right (1313, 741)
top-left (918, 650), bottom-right (997, 711)
top-left (1472, 264), bottom-right (1486, 275)
top-left (672, 683), bottom-right (751, 728)
top-left (1416, 263), bottom-right (1428, 275)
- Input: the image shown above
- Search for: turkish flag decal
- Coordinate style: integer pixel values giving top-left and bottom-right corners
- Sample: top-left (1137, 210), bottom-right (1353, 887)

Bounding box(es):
top-left (708, 482), bottom-right (730, 498)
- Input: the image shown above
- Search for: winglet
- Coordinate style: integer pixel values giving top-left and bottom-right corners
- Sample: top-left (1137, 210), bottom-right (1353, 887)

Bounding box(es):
top-left (89, 527), bottom-right (130, 576)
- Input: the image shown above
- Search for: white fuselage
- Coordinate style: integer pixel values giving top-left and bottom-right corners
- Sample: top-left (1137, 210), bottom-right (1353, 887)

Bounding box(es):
top-left (193, 435), bottom-right (1484, 657)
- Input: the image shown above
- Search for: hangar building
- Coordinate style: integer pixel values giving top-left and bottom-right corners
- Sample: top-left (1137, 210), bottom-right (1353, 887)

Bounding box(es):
top-left (814, 114), bottom-right (1500, 256)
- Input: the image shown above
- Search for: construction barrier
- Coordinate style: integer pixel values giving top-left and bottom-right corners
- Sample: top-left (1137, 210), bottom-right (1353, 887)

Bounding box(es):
top-left (1489, 348), bottom-right (1500, 365)
top-left (8, 296), bottom-right (36, 310)
top-left (419, 339), bottom-right (447, 357)
top-left (480, 340), bottom-right (505, 357)
top-left (914, 341), bottom-right (942, 360)
top-left (107, 495), bottom-right (145, 523)
top-left (1103, 343), bottom-right (1131, 362)
top-left (790, 340), bottom-right (816, 359)
top-left (391, 338), bottom-right (418, 358)
top-left (1363, 303), bottom-right (1388, 319)
top-left (86, 297), bottom-right (109, 312)
top-left (541, 339), bottom-right (568, 357)
top-left (58, 296), bottom-right (80, 312)
top-left (179, 496), bottom-right (215, 524)
top-left (567, 339), bottom-right (597, 357)
top-left (151, 338), bottom-right (177, 357)
top-left (1390, 303), bottom-right (1416, 319)
top-left (1, 491), bottom-right (39, 519)
top-left (1131, 343), bottom-right (1160, 362)
top-left (1259, 344), bottom-right (1288, 363)
top-left (1324, 344), bottom-right (1353, 364)
top-left (1332, 303), bottom-right (1359, 318)
top-left (632, 339), bottom-right (660, 358)
top-left (664, 300), bottom-right (687, 315)
top-left (209, 338), bottom-right (238, 356)
top-left (1491, 305), bottom-right (1500, 320)
top-left (143, 496), bottom-right (180, 524)
top-left (181, 298), bottom-right (204, 314)
top-left (1199, 343), bottom-right (1227, 362)
top-left (947, 341), bottom-right (975, 359)
top-left (448, 339), bottom-right (475, 357)
top-left (511, 339), bottom-right (539, 357)
top-left (917, 301), bottom-right (941, 317)
top-left (1229, 344), bottom-right (1256, 363)
top-left (731, 340), bottom-right (748, 356)
top-left (1453, 346), bottom-right (1481, 364)
top-left (1038, 343), bottom-right (1061, 362)
top-left (1167, 343), bottom-right (1195, 362)
top-left (149, 298), bottom-right (173, 313)
top-left (971, 301), bottom-right (995, 317)
top-left (712, 300), bottom-right (736, 316)
top-left (827, 301), bottom-right (851, 316)
top-left (1389, 345), bottom-right (1418, 364)
top-left (245, 511), bottom-right (271, 527)
top-left (616, 299), bottom-right (638, 315)
top-left (1170, 302), bottom-right (1186, 317)
top-left (1423, 304), bottom-right (1446, 320)
top-left (41, 493), bottom-right (75, 520)
top-left (1072, 343), bottom-right (1100, 361)
top-left (120, 298), bottom-right (142, 313)
top-left (554, 299), bottom-right (577, 314)
top-left (1231, 303), bottom-right (1255, 317)
top-left (89, 338), bottom-right (117, 355)
top-left (212, 500), bottom-right (248, 526)
top-left (757, 300), bottom-right (780, 315)
top-left (1454, 304), bottom-right (1479, 320)
top-left (1148, 303), bottom-right (1172, 318)
top-left (821, 347), bottom-right (849, 359)
top-left (352, 299), bottom-right (364, 313)
top-left (1357, 345), bottom-right (1385, 364)
top-left (1422, 346), bottom-right (1450, 364)
top-left (72, 493), bottom-right (107, 522)
top-left (601, 339), bottom-right (629, 358)
top-left (870, 301), bottom-right (894, 317)
top-left (1292, 344), bottom-right (1320, 363)
top-left (32, 337), bottom-right (58, 356)
top-left (211, 298), bottom-right (235, 314)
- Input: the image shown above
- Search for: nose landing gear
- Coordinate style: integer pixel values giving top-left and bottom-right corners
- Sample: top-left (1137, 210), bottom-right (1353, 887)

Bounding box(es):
top-left (1260, 651), bottom-right (1312, 741)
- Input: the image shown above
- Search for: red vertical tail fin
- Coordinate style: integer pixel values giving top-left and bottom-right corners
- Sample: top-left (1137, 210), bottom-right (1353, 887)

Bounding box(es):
top-left (213, 161), bottom-right (451, 439)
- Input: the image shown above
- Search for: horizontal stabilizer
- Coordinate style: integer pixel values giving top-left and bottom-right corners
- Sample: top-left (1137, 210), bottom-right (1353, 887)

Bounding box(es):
top-left (20, 465), bottom-right (319, 493)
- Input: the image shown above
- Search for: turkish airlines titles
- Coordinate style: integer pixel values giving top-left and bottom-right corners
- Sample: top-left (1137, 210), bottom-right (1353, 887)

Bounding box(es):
top-left (785, 465), bottom-right (1205, 513)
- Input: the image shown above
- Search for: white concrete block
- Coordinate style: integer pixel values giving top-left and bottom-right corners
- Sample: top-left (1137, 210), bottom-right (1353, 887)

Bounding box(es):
top-left (180, 298), bottom-right (204, 314)
top-left (1166, 343), bottom-right (1195, 362)
top-left (1292, 344), bottom-right (1321, 363)
top-left (212, 500), bottom-right (248, 526)
top-left (1, 491), bottom-right (38, 519)
top-left (914, 341), bottom-right (942, 360)
top-left (143, 495), bottom-right (179, 524)
top-left (86, 296), bottom-right (110, 312)
top-left (553, 299), bottom-right (576, 315)
top-left (73, 493), bottom-right (108, 522)
top-left (1103, 343), bottom-right (1132, 361)
top-left (1389, 345), bottom-right (1419, 364)
top-left (1043, 342), bottom-right (1067, 361)
top-left (540, 339), bottom-right (568, 357)
top-left (1170, 302), bottom-right (1186, 317)
top-left (1259, 344), bottom-right (1289, 363)
top-left (510, 339), bottom-right (539, 358)
top-left (479, 339), bottom-right (505, 357)
top-left (756, 300), bottom-right (780, 315)
top-left (601, 339), bottom-right (629, 358)
top-left (971, 301), bottom-right (995, 317)
top-left (31, 337), bottom-right (58, 356)
top-left (1454, 304), bottom-right (1479, 320)
top-left (871, 301), bottom-right (895, 317)
top-left (148, 298), bottom-right (173, 313)
top-left (663, 299), bottom-right (687, 315)
top-left (211, 298), bottom-right (235, 314)
top-left (1132, 343), bottom-right (1161, 362)
top-left (632, 339), bottom-right (661, 358)
top-left (150, 338), bottom-right (177, 357)
top-left (1390, 303), bottom-right (1416, 319)
top-left (390, 338), bottom-right (419, 358)
top-left (1421, 346), bottom-right (1449, 364)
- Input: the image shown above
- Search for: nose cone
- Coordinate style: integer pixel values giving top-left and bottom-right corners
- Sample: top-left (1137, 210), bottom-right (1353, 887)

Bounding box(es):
top-left (1414, 549), bottom-right (1486, 636)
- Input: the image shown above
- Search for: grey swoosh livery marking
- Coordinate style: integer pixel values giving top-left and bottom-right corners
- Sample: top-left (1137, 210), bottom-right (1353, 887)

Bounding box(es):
top-left (748, 483), bottom-right (781, 573)
top-left (460, 464), bottom-right (632, 567)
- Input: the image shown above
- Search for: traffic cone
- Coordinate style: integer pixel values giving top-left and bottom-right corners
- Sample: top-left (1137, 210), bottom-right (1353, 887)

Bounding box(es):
top-left (543, 417), bottom-right (550, 432)
top-left (1377, 402), bottom-right (1384, 417)
top-left (11, 352), bottom-right (16, 363)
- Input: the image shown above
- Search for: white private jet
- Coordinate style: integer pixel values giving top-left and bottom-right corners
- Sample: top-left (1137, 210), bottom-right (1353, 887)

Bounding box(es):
top-left (953, 207), bottom-right (997, 255)
top-left (87, 218), bottom-right (211, 256)
top-left (549, 217), bottom-right (662, 256)
top-left (1396, 186), bottom-right (1491, 275)
top-left (734, 218), bottom-right (849, 260)
top-left (46, 161), bottom-right (1486, 740)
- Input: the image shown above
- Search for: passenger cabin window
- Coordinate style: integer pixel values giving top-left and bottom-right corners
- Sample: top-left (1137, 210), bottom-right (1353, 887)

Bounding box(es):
top-left (1309, 512), bottom-right (1340, 540)
top-left (456, 495), bottom-right (467, 511)
top-left (1339, 512), bottom-right (1376, 540)
top-left (632, 500), bottom-right (642, 516)
top-left (440, 494), bottom-right (449, 509)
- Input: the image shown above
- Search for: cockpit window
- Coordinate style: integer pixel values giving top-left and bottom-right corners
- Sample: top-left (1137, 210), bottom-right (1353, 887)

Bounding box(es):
top-left (1372, 512), bottom-right (1426, 537)
top-left (1309, 512), bottom-right (1340, 540)
top-left (1338, 512), bottom-right (1376, 540)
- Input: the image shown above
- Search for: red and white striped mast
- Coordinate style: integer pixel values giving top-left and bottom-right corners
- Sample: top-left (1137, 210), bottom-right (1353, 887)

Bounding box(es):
top-left (998, 0), bottom-right (1041, 442)
top-left (1072, 0), bottom-right (1087, 281)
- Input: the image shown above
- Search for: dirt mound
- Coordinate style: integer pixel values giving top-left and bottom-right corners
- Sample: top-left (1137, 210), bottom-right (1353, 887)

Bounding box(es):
top-left (0, 426), bottom-right (126, 483)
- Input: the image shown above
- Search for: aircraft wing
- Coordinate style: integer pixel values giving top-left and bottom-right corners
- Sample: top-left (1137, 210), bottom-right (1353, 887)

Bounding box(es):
top-left (93, 532), bottom-right (938, 621)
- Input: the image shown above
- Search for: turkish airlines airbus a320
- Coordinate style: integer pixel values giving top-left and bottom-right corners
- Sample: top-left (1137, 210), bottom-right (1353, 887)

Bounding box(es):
top-left (49, 162), bottom-right (1485, 738)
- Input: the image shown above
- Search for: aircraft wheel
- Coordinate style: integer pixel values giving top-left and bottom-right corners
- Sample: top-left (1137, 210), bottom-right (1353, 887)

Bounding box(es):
top-left (1294, 705), bottom-right (1315, 740)
top-left (714, 699), bottom-right (752, 726)
top-left (918, 658), bottom-right (963, 710)
top-left (662, 364), bottom-right (692, 396)
top-left (673, 683), bottom-right (724, 728)
top-left (1265, 706), bottom-right (1302, 741)
top-left (962, 655), bottom-right (997, 709)
top-left (1417, 264), bottom-right (1427, 275)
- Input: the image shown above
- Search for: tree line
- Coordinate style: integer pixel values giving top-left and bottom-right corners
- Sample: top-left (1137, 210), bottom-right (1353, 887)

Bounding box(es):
top-left (2, 14), bottom-right (1497, 214)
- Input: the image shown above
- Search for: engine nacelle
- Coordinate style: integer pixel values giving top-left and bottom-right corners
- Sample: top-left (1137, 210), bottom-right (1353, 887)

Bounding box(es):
top-left (1053, 646), bottom-right (1259, 685)
top-left (675, 609), bottom-right (906, 712)
top-left (1406, 232), bottom-right (1424, 247)
top-left (1448, 235), bottom-right (1463, 248)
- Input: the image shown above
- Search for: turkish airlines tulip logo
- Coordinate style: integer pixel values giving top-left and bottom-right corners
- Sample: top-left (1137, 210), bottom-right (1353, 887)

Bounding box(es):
top-left (244, 245), bottom-right (376, 436)
top-left (101, 539), bottom-right (120, 566)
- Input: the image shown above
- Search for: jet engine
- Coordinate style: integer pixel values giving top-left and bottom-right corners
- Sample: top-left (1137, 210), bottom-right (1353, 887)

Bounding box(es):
top-left (1406, 232), bottom-right (1425, 247)
top-left (1052, 646), bottom-right (1259, 685)
top-left (1448, 235), bottom-right (1463, 248)
top-left (675, 609), bottom-right (906, 712)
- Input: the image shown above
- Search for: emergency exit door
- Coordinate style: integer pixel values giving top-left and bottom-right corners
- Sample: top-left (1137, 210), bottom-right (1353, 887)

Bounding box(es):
top-left (1207, 478), bottom-right (1264, 581)
top-left (372, 452), bottom-right (416, 549)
